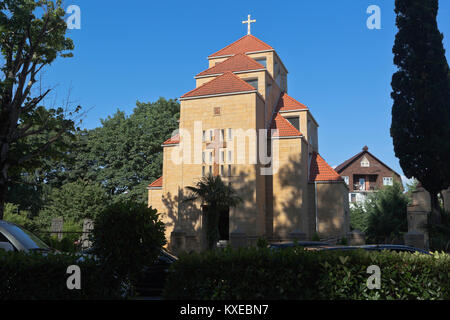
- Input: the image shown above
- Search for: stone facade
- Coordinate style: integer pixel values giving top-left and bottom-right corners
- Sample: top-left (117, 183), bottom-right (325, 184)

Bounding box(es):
top-left (148, 35), bottom-right (349, 253)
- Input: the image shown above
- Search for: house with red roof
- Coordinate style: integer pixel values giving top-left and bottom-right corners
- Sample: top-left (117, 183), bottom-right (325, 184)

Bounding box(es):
top-left (148, 30), bottom-right (349, 252)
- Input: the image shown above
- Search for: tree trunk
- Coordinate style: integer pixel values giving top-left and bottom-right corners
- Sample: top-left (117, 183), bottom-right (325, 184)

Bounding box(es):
top-left (430, 192), bottom-right (442, 225)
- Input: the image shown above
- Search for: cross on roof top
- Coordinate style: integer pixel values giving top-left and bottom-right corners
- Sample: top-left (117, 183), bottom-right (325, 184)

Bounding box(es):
top-left (242, 14), bottom-right (256, 35)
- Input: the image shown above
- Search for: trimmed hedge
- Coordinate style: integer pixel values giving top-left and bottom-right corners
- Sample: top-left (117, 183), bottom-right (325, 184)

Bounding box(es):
top-left (163, 247), bottom-right (450, 300)
top-left (0, 251), bottom-right (122, 300)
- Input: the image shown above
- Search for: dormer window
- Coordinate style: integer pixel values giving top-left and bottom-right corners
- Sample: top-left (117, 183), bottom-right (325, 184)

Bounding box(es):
top-left (245, 79), bottom-right (258, 90)
top-left (286, 116), bottom-right (300, 131)
top-left (254, 57), bottom-right (266, 67)
top-left (361, 156), bottom-right (370, 167)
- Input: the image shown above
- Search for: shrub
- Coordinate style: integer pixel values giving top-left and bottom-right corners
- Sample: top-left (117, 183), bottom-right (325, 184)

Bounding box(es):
top-left (91, 201), bottom-right (166, 291)
top-left (163, 247), bottom-right (450, 300)
top-left (0, 251), bottom-right (121, 300)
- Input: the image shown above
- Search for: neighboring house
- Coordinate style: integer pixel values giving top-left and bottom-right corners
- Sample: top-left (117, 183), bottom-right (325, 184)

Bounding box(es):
top-left (148, 33), bottom-right (349, 253)
top-left (335, 146), bottom-right (402, 205)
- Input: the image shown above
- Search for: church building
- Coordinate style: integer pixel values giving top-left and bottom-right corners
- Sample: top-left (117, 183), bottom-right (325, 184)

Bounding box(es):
top-left (148, 19), bottom-right (349, 252)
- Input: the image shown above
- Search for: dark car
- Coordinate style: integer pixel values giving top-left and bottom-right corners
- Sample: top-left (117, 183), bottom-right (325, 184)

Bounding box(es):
top-left (269, 241), bottom-right (335, 250)
top-left (0, 220), bottom-right (53, 253)
top-left (81, 246), bottom-right (178, 296)
top-left (320, 244), bottom-right (431, 255)
top-left (135, 249), bottom-right (178, 296)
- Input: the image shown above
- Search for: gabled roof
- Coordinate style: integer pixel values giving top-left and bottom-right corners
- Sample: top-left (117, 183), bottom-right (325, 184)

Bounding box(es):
top-left (148, 176), bottom-right (163, 188)
top-left (310, 152), bottom-right (343, 182)
top-left (270, 113), bottom-right (303, 138)
top-left (277, 93), bottom-right (308, 112)
top-left (181, 72), bottom-right (257, 99)
top-left (196, 53), bottom-right (265, 78)
top-left (163, 133), bottom-right (180, 145)
top-left (335, 146), bottom-right (402, 177)
top-left (209, 35), bottom-right (274, 58)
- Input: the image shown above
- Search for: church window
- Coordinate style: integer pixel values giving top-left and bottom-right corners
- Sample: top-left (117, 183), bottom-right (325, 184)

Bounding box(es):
top-left (220, 129), bottom-right (225, 141)
top-left (202, 166), bottom-right (206, 177)
top-left (209, 166), bottom-right (212, 175)
top-left (245, 78), bottom-right (258, 90)
top-left (228, 150), bottom-right (233, 163)
top-left (202, 130), bottom-right (206, 142)
top-left (209, 152), bottom-right (213, 164)
top-left (202, 151), bottom-right (206, 163)
top-left (228, 165), bottom-right (232, 177)
top-left (220, 165), bottom-right (225, 176)
top-left (209, 130), bottom-right (213, 141)
top-left (254, 57), bottom-right (266, 67)
top-left (286, 117), bottom-right (300, 131)
top-left (220, 150), bottom-right (225, 163)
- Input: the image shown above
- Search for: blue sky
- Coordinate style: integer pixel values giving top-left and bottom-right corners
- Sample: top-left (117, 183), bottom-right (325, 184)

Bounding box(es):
top-left (42, 0), bottom-right (450, 181)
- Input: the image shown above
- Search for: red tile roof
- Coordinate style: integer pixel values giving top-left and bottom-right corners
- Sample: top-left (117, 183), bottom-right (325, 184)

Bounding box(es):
top-left (309, 152), bottom-right (343, 182)
top-left (196, 53), bottom-right (265, 77)
top-left (270, 113), bottom-right (302, 138)
top-left (163, 133), bottom-right (180, 145)
top-left (209, 35), bottom-right (273, 58)
top-left (148, 176), bottom-right (163, 188)
top-left (277, 93), bottom-right (308, 112)
top-left (181, 72), bottom-right (257, 99)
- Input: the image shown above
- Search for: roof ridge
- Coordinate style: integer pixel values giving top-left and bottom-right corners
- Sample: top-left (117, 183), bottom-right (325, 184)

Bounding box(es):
top-left (196, 53), bottom-right (265, 77)
top-left (181, 71), bottom-right (256, 99)
top-left (208, 35), bottom-right (249, 58)
top-left (208, 34), bottom-right (273, 58)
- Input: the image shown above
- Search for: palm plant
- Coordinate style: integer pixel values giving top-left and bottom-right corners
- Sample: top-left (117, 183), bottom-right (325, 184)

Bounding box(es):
top-left (183, 174), bottom-right (241, 250)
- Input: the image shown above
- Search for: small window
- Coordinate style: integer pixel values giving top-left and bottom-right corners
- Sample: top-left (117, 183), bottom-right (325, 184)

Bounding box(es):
top-left (220, 150), bottom-right (225, 163)
top-left (228, 165), bottom-right (232, 177)
top-left (286, 117), bottom-right (300, 131)
top-left (351, 193), bottom-right (357, 203)
top-left (209, 130), bottom-right (213, 141)
top-left (202, 166), bottom-right (206, 177)
top-left (209, 166), bottom-right (212, 175)
top-left (227, 128), bottom-right (233, 140)
top-left (220, 129), bottom-right (225, 141)
top-left (202, 130), bottom-right (206, 142)
top-left (220, 165), bottom-right (225, 176)
top-left (254, 57), bottom-right (266, 67)
top-left (228, 150), bottom-right (233, 163)
top-left (343, 176), bottom-right (349, 185)
top-left (202, 152), bottom-right (206, 164)
top-left (245, 79), bottom-right (258, 90)
top-left (361, 156), bottom-right (370, 167)
top-left (383, 177), bottom-right (393, 186)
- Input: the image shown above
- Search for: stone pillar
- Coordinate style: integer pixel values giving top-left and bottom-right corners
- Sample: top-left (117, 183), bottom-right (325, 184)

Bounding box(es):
top-left (404, 230), bottom-right (425, 249)
top-left (170, 229), bottom-right (186, 254)
top-left (443, 188), bottom-right (450, 213)
top-left (230, 228), bottom-right (247, 248)
top-left (347, 230), bottom-right (365, 246)
top-left (288, 230), bottom-right (307, 242)
top-left (406, 186), bottom-right (431, 249)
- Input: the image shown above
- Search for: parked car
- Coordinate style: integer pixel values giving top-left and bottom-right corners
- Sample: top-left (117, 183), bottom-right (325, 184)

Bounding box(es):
top-left (80, 246), bottom-right (177, 296)
top-left (269, 241), bottom-right (335, 250)
top-left (0, 220), bottom-right (53, 253)
top-left (134, 249), bottom-right (178, 296)
top-left (320, 244), bottom-right (431, 255)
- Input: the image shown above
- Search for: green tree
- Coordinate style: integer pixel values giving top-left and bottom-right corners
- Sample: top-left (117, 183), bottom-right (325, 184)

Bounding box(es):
top-left (183, 175), bottom-right (242, 250)
top-left (38, 179), bottom-right (110, 228)
top-left (349, 202), bottom-right (369, 233)
top-left (0, 0), bottom-right (78, 219)
top-left (366, 181), bottom-right (409, 243)
top-left (391, 0), bottom-right (450, 224)
top-left (79, 98), bottom-right (179, 203)
top-left (91, 201), bottom-right (166, 294)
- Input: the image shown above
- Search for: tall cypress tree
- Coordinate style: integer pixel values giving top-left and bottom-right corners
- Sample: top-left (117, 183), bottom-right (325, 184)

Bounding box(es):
top-left (391, 0), bottom-right (450, 223)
